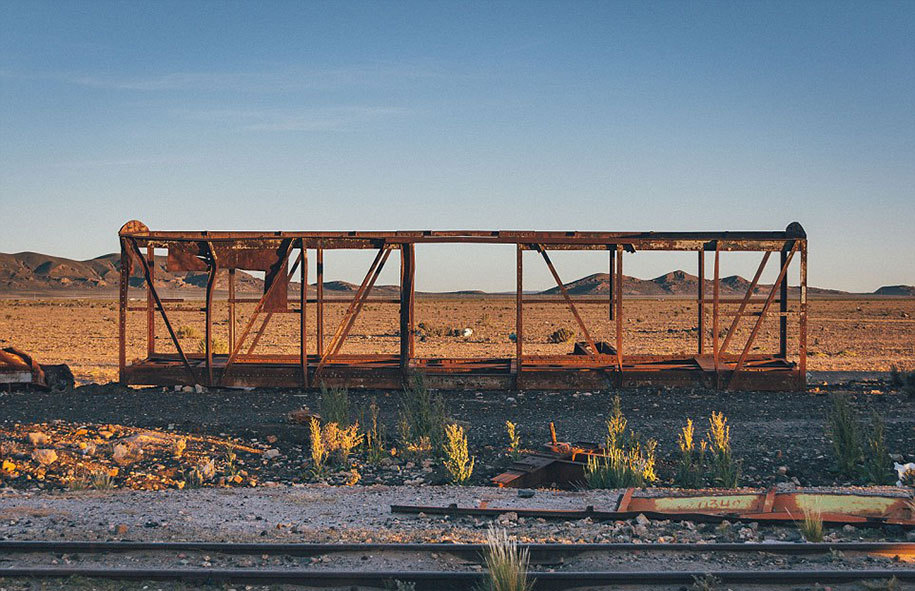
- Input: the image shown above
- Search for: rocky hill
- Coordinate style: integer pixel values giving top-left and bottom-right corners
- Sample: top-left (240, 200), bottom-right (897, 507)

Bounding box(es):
top-left (874, 285), bottom-right (915, 296)
top-left (540, 270), bottom-right (848, 297)
top-left (0, 252), bottom-right (906, 297)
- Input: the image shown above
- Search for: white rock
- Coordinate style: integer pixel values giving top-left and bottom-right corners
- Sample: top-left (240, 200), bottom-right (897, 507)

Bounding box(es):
top-left (31, 449), bottom-right (57, 465)
top-left (27, 432), bottom-right (50, 447)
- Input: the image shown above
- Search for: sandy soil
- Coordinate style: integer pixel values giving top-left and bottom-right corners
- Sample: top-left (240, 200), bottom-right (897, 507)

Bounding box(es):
top-left (0, 297), bottom-right (913, 385)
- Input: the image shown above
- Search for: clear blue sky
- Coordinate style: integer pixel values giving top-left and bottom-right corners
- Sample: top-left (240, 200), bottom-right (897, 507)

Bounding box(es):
top-left (1, 1), bottom-right (912, 292)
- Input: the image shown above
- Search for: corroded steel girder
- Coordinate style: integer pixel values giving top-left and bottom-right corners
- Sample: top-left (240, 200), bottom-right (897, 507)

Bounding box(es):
top-left (117, 221), bottom-right (808, 391)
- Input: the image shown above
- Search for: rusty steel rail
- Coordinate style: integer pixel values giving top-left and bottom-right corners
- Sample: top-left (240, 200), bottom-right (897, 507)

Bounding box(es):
top-left (2, 540), bottom-right (914, 559)
top-left (117, 220), bottom-right (808, 391)
top-left (2, 567), bottom-right (912, 589)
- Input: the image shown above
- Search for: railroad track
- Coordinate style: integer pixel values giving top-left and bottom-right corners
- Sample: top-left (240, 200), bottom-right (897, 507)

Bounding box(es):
top-left (2, 541), bottom-right (913, 589)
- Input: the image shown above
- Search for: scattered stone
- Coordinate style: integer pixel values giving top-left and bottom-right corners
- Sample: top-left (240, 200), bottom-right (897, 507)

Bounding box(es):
top-left (777, 466), bottom-right (788, 476)
top-left (264, 449), bottom-right (280, 459)
top-left (113, 523), bottom-right (129, 535)
top-left (635, 513), bottom-right (650, 526)
top-left (266, 435), bottom-right (278, 444)
top-left (517, 489), bottom-right (535, 498)
top-left (31, 449), bottom-right (57, 465)
top-left (27, 432), bottom-right (50, 447)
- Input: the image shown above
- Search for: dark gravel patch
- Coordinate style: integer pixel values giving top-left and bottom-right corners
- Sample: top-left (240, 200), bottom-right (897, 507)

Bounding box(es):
top-left (1, 379), bottom-right (912, 489)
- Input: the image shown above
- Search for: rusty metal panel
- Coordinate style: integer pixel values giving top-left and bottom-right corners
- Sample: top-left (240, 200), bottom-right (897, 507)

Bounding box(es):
top-left (167, 243), bottom-right (207, 272)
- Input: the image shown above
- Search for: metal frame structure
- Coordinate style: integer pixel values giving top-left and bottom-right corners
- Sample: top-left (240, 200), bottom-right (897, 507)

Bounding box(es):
top-left (117, 220), bottom-right (808, 391)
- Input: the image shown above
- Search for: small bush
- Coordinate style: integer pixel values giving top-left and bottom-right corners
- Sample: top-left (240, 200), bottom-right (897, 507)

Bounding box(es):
top-left (904, 372), bottom-right (915, 398)
top-left (70, 468), bottom-right (114, 490)
top-left (707, 412), bottom-right (739, 488)
top-left (505, 421), bottom-right (521, 459)
top-left (443, 423), bottom-right (474, 484)
top-left (889, 365), bottom-right (904, 388)
top-left (547, 327), bottom-right (576, 344)
top-left (482, 527), bottom-right (533, 591)
top-left (322, 421), bottom-right (364, 465)
top-left (675, 418), bottom-right (707, 488)
top-left (309, 417), bottom-right (328, 477)
top-left (584, 441), bottom-right (658, 489)
top-left (398, 376), bottom-right (447, 453)
top-left (175, 325), bottom-right (200, 339)
top-left (797, 503), bottom-right (824, 542)
top-left (365, 400), bottom-right (388, 464)
top-left (196, 336), bottom-right (228, 354)
top-left (320, 385), bottom-right (350, 426)
top-left (863, 412), bottom-right (892, 485)
top-left (586, 396), bottom-right (657, 489)
top-left (827, 394), bottom-right (862, 479)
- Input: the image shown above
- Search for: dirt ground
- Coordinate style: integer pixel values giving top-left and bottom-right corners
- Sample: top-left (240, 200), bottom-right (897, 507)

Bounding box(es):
top-left (0, 296), bottom-right (913, 385)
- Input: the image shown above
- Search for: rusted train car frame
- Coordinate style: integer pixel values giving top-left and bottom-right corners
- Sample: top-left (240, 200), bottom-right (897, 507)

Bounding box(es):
top-left (117, 220), bottom-right (808, 391)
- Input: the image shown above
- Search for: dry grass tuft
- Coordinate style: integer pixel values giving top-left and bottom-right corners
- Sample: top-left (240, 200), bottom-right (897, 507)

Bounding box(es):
top-left (481, 527), bottom-right (533, 591)
top-left (797, 503), bottom-right (824, 542)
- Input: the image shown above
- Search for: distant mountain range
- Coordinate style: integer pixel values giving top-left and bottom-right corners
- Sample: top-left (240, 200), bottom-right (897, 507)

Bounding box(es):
top-left (1, 251), bottom-right (911, 297)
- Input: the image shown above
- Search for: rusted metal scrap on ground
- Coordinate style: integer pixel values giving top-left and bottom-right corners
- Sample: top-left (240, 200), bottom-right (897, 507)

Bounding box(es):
top-left (0, 347), bottom-right (73, 390)
top-left (393, 488), bottom-right (915, 528)
top-left (117, 220), bottom-right (808, 391)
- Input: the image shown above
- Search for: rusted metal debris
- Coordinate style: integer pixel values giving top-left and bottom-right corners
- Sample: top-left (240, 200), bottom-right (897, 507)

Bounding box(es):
top-left (117, 220), bottom-right (808, 391)
top-left (0, 348), bottom-right (73, 390)
top-left (392, 488), bottom-right (915, 528)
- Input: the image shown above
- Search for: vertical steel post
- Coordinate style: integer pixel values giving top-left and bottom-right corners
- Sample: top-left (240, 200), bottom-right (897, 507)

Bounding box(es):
top-left (301, 240), bottom-right (308, 388)
top-left (712, 243), bottom-right (720, 382)
top-left (698, 249), bottom-right (705, 355)
top-left (118, 239), bottom-right (129, 383)
top-left (146, 245), bottom-right (155, 357)
top-left (228, 269), bottom-right (236, 352)
top-left (316, 245), bottom-right (324, 357)
top-left (400, 243), bottom-right (415, 376)
top-left (608, 247), bottom-right (615, 322)
top-left (516, 244), bottom-right (523, 388)
top-left (204, 245), bottom-right (216, 387)
top-left (779, 247), bottom-right (789, 359)
top-left (615, 245), bottom-right (623, 373)
top-left (799, 239), bottom-right (808, 388)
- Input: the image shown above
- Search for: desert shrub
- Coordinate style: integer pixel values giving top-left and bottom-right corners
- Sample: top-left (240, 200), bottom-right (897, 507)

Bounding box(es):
top-left (827, 394), bottom-right (862, 478)
top-left (797, 503), bottom-right (824, 542)
top-left (863, 412), bottom-right (892, 485)
top-left (585, 441), bottom-right (658, 489)
top-left (707, 412), bottom-right (739, 488)
top-left (890, 365), bottom-right (904, 388)
top-left (904, 371), bottom-right (915, 398)
top-left (175, 325), bottom-right (200, 339)
top-left (442, 423), bottom-right (474, 484)
top-left (398, 376), bottom-right (447, 453)
top-left (505, 421), bottom-right (521, 459)
top-left (364, 400), bottom-right (388, 464)
top-left (320, 385), bottom-right (350, 426)
top-left (547, 327), bottom-right (576, 344)
top-left (322, 421), bottom-right (364, 464)
top-left (308, 417), bottom-right (328, 477)
top-left (70, 468), bottom-right (114, 490)
top-left (675, 418), bottom-right (707, 488)
top-left (482, 527), bottom-right (533, 591)
top-left (415, 322), bottom-right (448, 338)
top-left (587, 396), bottom-right (657, 489)
top-left (196, 336), bottom-right (228, 354)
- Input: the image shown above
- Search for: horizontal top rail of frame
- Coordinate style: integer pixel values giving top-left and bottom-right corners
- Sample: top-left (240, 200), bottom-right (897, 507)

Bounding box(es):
top-left (120, 222), bottom-right (806, 251)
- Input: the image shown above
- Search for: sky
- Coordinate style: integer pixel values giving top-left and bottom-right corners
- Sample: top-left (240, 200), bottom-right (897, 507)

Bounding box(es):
top-left (1, 1), bottom-right (913, 293)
